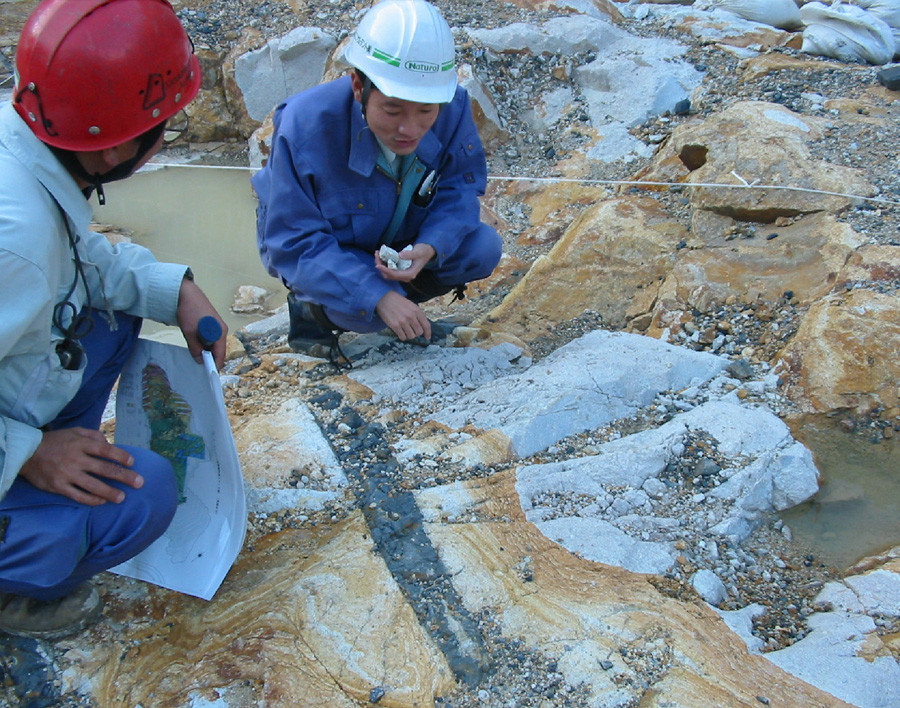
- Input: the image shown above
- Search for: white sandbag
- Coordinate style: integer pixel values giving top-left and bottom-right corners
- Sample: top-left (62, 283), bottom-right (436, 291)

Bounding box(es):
top-left (800, 1), bottom-right (896, 63)
top-left (697, 0), bottom-right (804, 28)
top-left (851, 0), bottom-right (900, 29)
top-left (851, 0), bottom-right (900, 55)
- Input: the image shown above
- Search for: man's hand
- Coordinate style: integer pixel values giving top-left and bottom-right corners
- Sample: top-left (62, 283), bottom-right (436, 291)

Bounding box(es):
top-left (19, 428), bottom-right (141, 506)
top-left (176, 277), bottom-right (228, 369)
top-left (375, 290), bottom-right (431, 341)
top-left (375, 243), bottom-right (436, 283)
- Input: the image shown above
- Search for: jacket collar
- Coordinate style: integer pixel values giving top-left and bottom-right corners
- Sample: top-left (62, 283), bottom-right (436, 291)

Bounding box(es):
top-left (0, 102), bottom-right (92, 225)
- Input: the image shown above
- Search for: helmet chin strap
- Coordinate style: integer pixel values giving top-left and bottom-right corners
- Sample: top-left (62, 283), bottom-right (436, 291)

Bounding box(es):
top-left (355, 70), bottom-right (373, 121)
top-left (49, 121), bottom-right (165, 205)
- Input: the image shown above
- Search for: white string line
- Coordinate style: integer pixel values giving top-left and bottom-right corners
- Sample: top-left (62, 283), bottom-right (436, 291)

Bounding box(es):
top-left (146, 162), bottom-right (254, 172)
top-left (487, 175), bottom-right (900, 208)
top-left (145, 161), bottom-right (900, 208)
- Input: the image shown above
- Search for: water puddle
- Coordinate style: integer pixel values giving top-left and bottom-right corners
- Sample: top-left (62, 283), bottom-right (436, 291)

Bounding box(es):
top-left (96, 164), bottom-right (283, 339)
top-left (783, 415), bottom-right (900, 569)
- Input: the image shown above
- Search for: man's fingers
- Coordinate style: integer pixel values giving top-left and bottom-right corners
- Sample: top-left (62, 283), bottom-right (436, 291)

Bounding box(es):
top-left (71, 469), bottom-right (127, 504)
top-left (41, 475), bottom-right (111, 507)
top-left (396, 317), bottom-right (429, 341)
top-left (63, 484), bottom-right (111, 507)
top-left (78, 434), bottom-right (135, 469)
top-left (85, 455), bottom-right (144, 490)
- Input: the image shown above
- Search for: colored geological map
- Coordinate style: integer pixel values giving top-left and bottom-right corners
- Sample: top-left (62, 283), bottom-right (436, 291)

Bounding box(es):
top-left (141, 363), bottom-right (206, 502)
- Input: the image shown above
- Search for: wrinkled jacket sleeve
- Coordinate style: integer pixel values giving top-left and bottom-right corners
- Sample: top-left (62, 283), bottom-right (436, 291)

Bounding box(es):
top-left (415, 92), bottom-right (490, 269)
top-left (79, 228), bottom-right (187, 326)
top-left (0, 248), bottom-right (51, 500)
top-left (0, 179), bottom-right (186, 502)
top-left (256, 124), bottom-right (394, 320)
top-left (0, 238), bottom-right (185, 500)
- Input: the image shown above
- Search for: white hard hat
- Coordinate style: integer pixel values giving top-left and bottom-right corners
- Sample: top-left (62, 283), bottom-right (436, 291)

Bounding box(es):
top-left (344, 0), bottom-right (457, 104)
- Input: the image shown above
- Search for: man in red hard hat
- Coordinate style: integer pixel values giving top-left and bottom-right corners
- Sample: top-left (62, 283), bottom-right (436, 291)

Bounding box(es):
top-left (0, 0), bottom-right (227, 639)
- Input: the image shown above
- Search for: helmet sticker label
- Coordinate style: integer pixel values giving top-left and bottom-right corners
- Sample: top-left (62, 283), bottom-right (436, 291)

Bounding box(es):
top-left (142, 73), bottom-right (166, 111)
top-left (353, 30), bottom-right (403, 68)
top-left (405, 60), bottom-right (438, 73)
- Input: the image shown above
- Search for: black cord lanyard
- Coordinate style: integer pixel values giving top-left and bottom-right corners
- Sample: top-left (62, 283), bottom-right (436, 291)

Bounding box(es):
top-left (52, 201), bottom-right (94, 370)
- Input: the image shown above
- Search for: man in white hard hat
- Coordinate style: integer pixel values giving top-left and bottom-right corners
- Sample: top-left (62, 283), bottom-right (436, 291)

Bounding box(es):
top-left (252, 0), bottom-right (502, 361)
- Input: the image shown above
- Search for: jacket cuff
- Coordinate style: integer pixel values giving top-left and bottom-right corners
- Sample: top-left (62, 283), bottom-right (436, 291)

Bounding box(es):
top-left (146, 263), bottom-right (192, 326)
top-left (0, 418), bottom-right (43, 501)
top-left (350, 280), bottom-right (394, 321)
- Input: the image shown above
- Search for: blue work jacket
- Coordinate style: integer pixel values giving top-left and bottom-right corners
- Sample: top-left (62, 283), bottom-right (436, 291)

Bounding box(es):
top-left (252, 75), bottom-right (490, 321)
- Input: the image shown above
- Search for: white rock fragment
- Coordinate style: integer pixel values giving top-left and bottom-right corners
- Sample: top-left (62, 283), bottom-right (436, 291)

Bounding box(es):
top-left (379, 244), bottom-right (413, 271)
top-left (232, 284), bottom-right (269, 313)
top-left (692, 568), bottom-right (728, 606)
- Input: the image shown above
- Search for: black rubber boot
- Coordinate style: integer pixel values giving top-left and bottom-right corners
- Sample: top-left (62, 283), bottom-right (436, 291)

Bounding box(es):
top-left (287, 293), bottom-right (340, 358)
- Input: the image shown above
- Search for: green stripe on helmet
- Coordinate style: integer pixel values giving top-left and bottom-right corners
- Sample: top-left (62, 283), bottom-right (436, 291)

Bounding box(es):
top-left (372, 48), bottom-right (401, 67)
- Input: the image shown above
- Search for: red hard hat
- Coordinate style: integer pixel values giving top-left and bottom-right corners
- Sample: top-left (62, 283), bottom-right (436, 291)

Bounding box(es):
top-left (14, 0), bottom-right (201, 151)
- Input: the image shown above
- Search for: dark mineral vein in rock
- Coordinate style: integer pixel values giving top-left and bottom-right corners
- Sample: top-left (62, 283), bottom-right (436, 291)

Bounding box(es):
top-left (355, 466), bottom-right (491, 685)
top-left (324, 405), bottom-right (491, 686)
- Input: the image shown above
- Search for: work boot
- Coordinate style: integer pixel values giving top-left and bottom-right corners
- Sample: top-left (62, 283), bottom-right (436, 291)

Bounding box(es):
top-left (405, 270), bottom-right (466, 303)
top-left (0, 582), bottom-right (104, 640)
top-left (287, 293), bottom-right (341, 358)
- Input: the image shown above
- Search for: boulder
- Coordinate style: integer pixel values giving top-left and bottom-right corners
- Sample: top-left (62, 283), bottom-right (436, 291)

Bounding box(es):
top-left (467, 15), bottom-right (626, 56)
top-left (505, 0), bottom-right (625, 22)
top-left (481, 195), bottom-right (685, 338)
top-left (467, 16), bottom-right (704, 162)
top-left (637, 101), bottom-right (876, 227)
top-left (776, 288), bottom-right (900, 414)
top-left (181, 46), bottom-right (245, 143)
top-left (415, 470), bottom-right (853, 708)
top-left (63, 515), bottom-right (456, 706)
top-left (766, 551), bottom-right (900, 707)
top-left (457, 63), bottom-right (508, 149)
top-left (646, 212), bottom-right (864, 335)
top-left (233, 26), bottom-right (337, 123)
top-left (425, 330), bottom-right (729, 459)
top-left (628, 4), bottom-right (801, 50)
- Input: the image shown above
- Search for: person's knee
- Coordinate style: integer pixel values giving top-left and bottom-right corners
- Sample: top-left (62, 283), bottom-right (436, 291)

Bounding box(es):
top-left (462, 224), bottom-right (503, 281)
top-left (123, 448), bottom-right (178, 538)
top-left (479, 225), bottom-right (503, 273)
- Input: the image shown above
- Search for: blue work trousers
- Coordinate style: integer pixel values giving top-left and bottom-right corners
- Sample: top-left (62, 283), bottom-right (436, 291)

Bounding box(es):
top-left (0, 311), bottom-right (177, 601)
